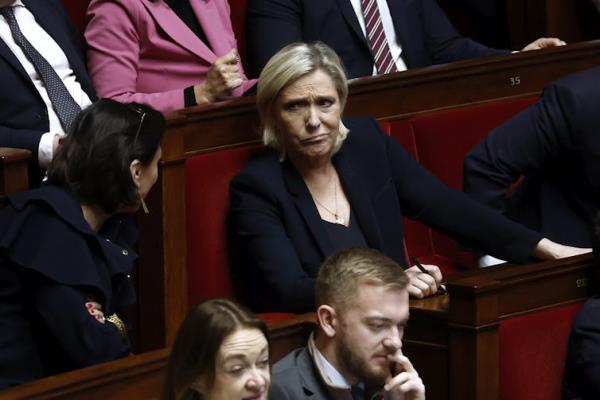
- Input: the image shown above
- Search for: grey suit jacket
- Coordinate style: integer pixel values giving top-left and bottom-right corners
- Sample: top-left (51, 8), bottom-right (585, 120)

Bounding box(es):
top-left (271, 346), bottom-right (389, 399)
top-left (270, 347), bottom-right (332, 399)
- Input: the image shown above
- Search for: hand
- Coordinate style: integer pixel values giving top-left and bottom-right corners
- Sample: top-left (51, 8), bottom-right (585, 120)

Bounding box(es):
top-left (85, 301), bottom-right (105, 324)
top-left (405, 264), bottom-right (442, 299)
top-left (532, 238), bottom-right (592, 260)
top-left (382, 340), bottom-right (425, 400)
top-left (194, 49), bottom-right (243, 104)
top-left (521, 37), bottom-right (566, 51)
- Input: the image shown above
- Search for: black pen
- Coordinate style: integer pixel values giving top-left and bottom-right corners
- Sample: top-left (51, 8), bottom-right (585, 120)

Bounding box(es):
top-left (410, 256), bottom-right (447, 294)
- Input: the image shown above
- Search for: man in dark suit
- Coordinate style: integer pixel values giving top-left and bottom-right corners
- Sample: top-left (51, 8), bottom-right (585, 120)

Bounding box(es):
top-left (0, 0), bottom-right (95, 185)
top-left (562, 215), bottom-right (600, 400)
top-left (246, 0), bottom-right (564, 78)
top-left (464, 67), bottom-right (600, 250)
top-left (271, 248), bottom-right (425, 400)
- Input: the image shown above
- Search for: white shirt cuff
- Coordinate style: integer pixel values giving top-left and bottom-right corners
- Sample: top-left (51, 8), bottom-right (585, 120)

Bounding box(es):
top-left (478, 254), bottom-right (507, 268)
top-left (38, 132), bottom-right (62, 169)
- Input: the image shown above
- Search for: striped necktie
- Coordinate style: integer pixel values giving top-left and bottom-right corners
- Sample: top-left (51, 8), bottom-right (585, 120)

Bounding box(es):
top-left (360, 0), bottom-right (398, 75)
top-left (0, 7), bottom-right (82, 131)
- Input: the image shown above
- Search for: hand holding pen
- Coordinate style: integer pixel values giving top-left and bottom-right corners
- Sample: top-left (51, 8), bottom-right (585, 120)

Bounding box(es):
top-left (405, 256), bottom-right (445, 298)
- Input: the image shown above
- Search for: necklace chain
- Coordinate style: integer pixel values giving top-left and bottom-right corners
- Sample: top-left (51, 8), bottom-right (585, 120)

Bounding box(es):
top-left (311, 170), bottom-right (345, 225)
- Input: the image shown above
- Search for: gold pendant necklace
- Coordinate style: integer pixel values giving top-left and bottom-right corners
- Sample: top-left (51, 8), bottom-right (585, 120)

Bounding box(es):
top-left (312, 172), bottom-right (345, 225)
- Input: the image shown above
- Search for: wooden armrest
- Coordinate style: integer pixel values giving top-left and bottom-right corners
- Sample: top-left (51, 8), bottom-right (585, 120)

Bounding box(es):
top-left (0, 147), bottom-right (31, 196)
top-left (0, 147), bottom-right (31, 165)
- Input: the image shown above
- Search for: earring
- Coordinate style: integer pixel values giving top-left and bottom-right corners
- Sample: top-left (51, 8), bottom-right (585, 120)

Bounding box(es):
top-left (140, 193), bottom-right (149, 214)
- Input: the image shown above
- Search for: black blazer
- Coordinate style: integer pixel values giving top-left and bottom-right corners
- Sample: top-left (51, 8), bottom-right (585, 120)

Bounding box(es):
top-left (229, 117), bottom-right (541, 312)
top-left (562, 295), bottom-right (600, 399)
top-left (246, 0), bottom-right (507, 78)
top-left (0, 186), bottom-right (134, 388)
top-left (464, 67), bottom-right (600, 248)
top-left (0, 0), bottom-right (95, 184)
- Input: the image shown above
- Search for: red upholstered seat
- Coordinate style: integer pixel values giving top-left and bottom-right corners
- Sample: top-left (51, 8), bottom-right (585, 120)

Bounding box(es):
top-left (388, 97), bottom-right (538, 275)
top-left (185, 144), bottom-right (262, 306)
top-left (499, 302), bottom-right (583, 400)
top-left (228, 0), bottom-right (249, 72)
top-left (185, 145), bottom-right (299, 323)
top-left (61, 0), bottom-right (90, 35)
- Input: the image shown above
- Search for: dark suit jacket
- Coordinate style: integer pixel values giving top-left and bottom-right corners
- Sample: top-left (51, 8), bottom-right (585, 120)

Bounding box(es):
top-left (463, 67), bottom-right (600, 248)
top-left (246, 0), bottom-right (507, 78)
top-left (0, 186), bottom-right (134, 388)
top-left (0, 0), bottom-right (95, 183)
top-left (562, 295), bottom-right (600, 399)
top-left (229, 117), bottom-right (541, 312)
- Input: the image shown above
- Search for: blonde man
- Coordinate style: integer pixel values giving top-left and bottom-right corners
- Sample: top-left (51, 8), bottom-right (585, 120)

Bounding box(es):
top-left (271, 247), bottom-right (425, 400)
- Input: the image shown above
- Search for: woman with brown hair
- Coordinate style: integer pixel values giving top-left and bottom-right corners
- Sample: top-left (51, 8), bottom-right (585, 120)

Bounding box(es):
top-left (163, 299), bottom-right (270, 400)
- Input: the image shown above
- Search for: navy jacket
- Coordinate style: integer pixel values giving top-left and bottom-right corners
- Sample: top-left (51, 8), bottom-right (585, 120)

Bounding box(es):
top-left (464, 67), bottom-right (600, 248)
top-left (562, 295), bottom-right (600, 399)
top-left (229, 117), bottom-right (541, 312)
top-left (0, 0), bottom-right (95, 184)
top-left (0, 186), bottom-right (135, 388)
top-left (246, 0), bottom-right (507, 78)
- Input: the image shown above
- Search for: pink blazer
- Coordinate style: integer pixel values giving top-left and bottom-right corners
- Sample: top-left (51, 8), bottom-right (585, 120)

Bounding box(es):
top-left (85, 0), bottom-right (256, 113)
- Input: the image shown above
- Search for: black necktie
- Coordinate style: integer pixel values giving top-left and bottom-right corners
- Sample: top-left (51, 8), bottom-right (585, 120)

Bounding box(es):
top-left (0, 7), bottom-right (81, 131)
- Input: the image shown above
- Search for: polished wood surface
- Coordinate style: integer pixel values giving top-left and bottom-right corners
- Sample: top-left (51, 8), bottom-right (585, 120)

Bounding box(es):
top-left (138, 40), bottom-right (600, 350)
top-left (403, 253), bottom-right (594, 400)
top-left (0, 147), bottom-right (30, 203)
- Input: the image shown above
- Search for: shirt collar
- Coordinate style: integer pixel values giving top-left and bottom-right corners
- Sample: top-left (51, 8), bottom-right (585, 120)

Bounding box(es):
top-left (308, 333), bottom-right (354, 390)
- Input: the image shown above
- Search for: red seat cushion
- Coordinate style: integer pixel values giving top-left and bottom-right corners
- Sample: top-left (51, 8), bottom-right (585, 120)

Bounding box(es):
top-left (185, 144), bottom-right (261, 306)
top-left (499, 302), bottom-right (583, 400)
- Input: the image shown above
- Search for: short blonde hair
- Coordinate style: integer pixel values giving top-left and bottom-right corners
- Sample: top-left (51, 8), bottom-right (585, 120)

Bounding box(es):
top-left (257, 42), bottom-right (350, 159)
top-left (316, 248), bottom-right (409, 310)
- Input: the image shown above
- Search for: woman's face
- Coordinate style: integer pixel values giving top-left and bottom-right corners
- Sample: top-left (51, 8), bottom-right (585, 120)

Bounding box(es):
top-left (203, 327), bottom-right (270, 400)
top-left (274, 69), bottom-right (342, 164)
top-left (137, 145), bottom-right (162, 199)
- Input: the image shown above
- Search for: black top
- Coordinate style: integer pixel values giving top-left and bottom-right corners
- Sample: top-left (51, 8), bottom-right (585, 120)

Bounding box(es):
top-left (0, 186), bottom-right (136, 388)
top-left (164, 0), bottom-right (209, 45)
top-left (163, 0), bottom-right (209, 107)
top-left (321, 210), bottom-right (367, 252)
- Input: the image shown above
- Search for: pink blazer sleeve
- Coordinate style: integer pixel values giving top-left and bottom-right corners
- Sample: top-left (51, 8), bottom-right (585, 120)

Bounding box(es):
top-left (85, 0), bottom-right (255, 113)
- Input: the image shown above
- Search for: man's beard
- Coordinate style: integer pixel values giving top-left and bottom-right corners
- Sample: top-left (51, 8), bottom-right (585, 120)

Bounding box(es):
top-left (336, 331), bottom-right (389, 387)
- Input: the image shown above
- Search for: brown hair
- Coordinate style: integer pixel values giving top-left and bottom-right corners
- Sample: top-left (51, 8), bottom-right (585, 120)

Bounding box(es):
top-left (162, 299), bottom-right (270, 400)
top-left (47, 99), bottom-right (165, 214)
top-left (316, 248), bottom-right (409, 310)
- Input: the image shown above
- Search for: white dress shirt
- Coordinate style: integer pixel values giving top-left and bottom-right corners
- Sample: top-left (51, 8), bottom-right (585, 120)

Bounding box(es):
top-left (350, 0), bottom-right (408, 75)
top-left (0, 0), bottom-right (92, 168)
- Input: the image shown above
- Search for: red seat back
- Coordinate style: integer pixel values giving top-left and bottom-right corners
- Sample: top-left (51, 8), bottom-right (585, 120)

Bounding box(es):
top-left (61, 0), bottom-right (90, 35)
top-left (499, 302), bottom-right (582, 400)
top-left (388, 97), bottom-right (538, 274)
top-left (228, 0), bottom-right (249, 72)
top-left (185, 144), bottom-right (261, 306)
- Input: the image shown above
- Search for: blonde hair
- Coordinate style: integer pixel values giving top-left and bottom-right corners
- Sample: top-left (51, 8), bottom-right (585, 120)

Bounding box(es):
top-left (316, 248), bottom-right (409, 310)
top-left (257, 42), bottom-right (350, 160)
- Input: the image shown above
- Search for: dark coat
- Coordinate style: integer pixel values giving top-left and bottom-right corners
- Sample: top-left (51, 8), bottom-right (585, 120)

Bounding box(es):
top-left (229, 117), bottom-right (541, 312)
top-left (0, 0), bottom-right (96, 184)
top-left (464, 67), bottom-right (600, 248)
top-left (562, 295), bottom-right (600, 399)
top-left (0, 186), bottom-right (135, 388)
top-left (246, 0), bottom-right (507, 78)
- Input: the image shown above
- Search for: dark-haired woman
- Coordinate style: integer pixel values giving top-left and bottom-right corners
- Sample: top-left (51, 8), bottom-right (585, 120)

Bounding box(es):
top-left (163, 299), bottom-right (270, 400)
top-left (0, 99), bottom-right (165, 387)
